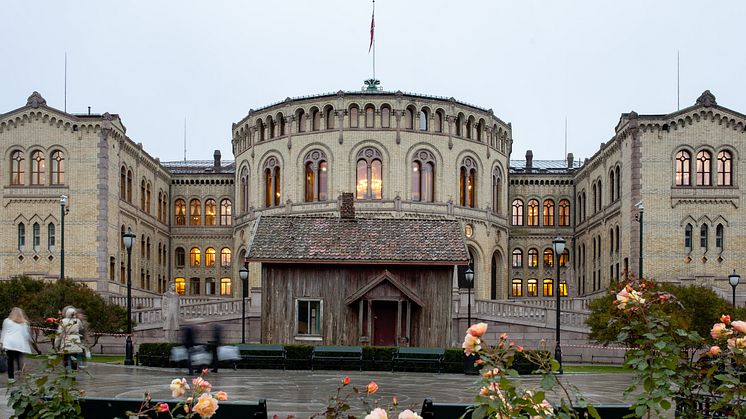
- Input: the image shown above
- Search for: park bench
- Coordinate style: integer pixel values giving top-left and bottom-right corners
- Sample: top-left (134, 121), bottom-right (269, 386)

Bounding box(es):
top-left (30, 397), bottom-right (268, 418)
top-left (420, 399), bottom-right (632, 418)
top-left (392, 347), bottom-right (445, 373)
top-left (311, 345), bottom-right (363, 371)
top-left (237, 344), bottom-right (287, 370)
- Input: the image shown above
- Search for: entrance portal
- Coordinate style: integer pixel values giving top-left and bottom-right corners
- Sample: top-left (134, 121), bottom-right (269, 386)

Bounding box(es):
top-left (372, 300), bottom-right (398, 346)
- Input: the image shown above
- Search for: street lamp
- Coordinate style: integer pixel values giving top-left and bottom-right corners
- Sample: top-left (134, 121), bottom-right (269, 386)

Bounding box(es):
top-left (60, 195), bottom-right (68, 280)
top-left (729, 270), bottom-right (740, 313)
top-left (552, 234), bottom-right (566, 374)
top-left (635, 201), bottom-right (644, 279)
top-left (239, 265), bottom-right (249, 344)
top-left (464, 266), bottom-right (474, 327)
top-left (122, 227), bottom-right (136, 366)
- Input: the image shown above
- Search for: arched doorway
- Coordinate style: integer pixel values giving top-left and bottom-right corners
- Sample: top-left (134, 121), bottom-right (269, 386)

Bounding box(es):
top-left (491, 250), bottom-right (502, 300)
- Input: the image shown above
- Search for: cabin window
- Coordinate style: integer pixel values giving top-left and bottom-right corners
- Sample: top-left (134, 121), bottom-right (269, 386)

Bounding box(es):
top-left (296, 299), bottom-right (322, 336)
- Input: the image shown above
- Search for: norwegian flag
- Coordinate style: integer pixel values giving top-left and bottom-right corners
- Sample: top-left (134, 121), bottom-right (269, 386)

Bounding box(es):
top-left (368, 7), bottom-right (375, 53)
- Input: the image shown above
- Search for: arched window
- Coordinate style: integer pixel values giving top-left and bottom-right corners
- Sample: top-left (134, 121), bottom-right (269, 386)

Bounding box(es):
top-left (11, 150), bottom-right (25, 185)
top-left (365, 105), bottom-right (375, 128)
top-left (31, 222), bottom-right (40, 251)
top-left (140, 179), bottom-right (147, 210)
top-left (459, 157), bottom-right (477, 208)
top-left (205, 247), bottom-right (216, 267)
top-left (543, 248), bottom-right (554, 267)
top-left (716, 224), bottom-right (724, 251)
top-left (127, 170), bottom-right (133, 202)
top-left (263, 157), bottom-right (282, 207)
top-left (349, 106), bottom-right (359, 128)
top-left (161, 193), bottom-right (168, 222)
top-left (221, 248), bottom-right (231, 267)
top-left (304, 150), bottom-right (329, 202)
top-left (527, 199), bottom-right (539, 226)
top-left (48, 223), bottom-right (55, 250)
top-left (256, 119), bottom-right (265, 141)
top-left (527, 248), bottom-right (538, 268)
top-left (615, 225), bottom-right (620, 253)
top-left (696, 150), bottom-right (712, 186)
top-left (175, 277), bottom-right (186, 295)
top-left (120, 166), bottom-right (126, 198)
top-left (190, 247), bottom-right (201, 267)
top-left (311, 108), bottom-right (321, 131)
top-left (240, 166), bottom-right (249, 214)
top-left (30, 151), bottom-right (45, 185)
top-left (476, 120), bottom-right (484, 142)
top-left (543, 199), bottom-right (555, 226)
top-left (220, 278), bottom-right (232, 295)
top-left (718, 150), bottom-right (732, 186)
top-left (404, 107), bottom-right (414, 130)
top-left (157, 192), bottom-right (163, 222)
top-left (559, 281), bottom-right (568, 297)
top-left (559, 249), bottom-right (569, 267)
top-left (700, 224), bottom-right (708, 251)
top-left (512, 249), bottom-right (523, 268)
top-left (527, 279), bottom-right (538, 297)
top-left (466, 117), bottom-right (473, 139)
top-left (324, 106), bottom-right (335, 129)
top-left (455, 114), bottom-right (463, 136)
top-left (381, 106), bottom-right (391, 128)
top-left (675, 150), bottom-right (691, 186)
top-left (558, 199), bottom-right (570, 226)
top-left (609, 169), bottom-right (615, 202)
top-left (591, 183), bottom-right (597, 213)
top-left (51, 151), bottom-right (64, 184)
top-left (189, 199), bottom-right (201, 225)
top-left (492, 168), bottom-right (502, 214)
top-left (268, 116), bottom-right (275, 139)
top-left (175, 247), bottom-right (185, 267)
top-left (512, 199), bottom-right (524, 226)
top-left (543, 279), bottom-right (554, 297)
top-left (434, 110), bottom-right (444, 133)
top-left (145, 182), bottom-right (151, 213)
top-left (356, 147), bottom-right (383, 200)
top-left (511, 279), bottom-right (523, 297)
top-left (220, 199), bottom-right (232, 225)
top-left (411, 150), bottom-right (435, 202)
top-left (174, 199), bottom-right (186, 225)
top-left (205, 199), bottom-right (217, 225)
top-left (419, 110), bottom-right (428, 131)
top-left (17, 223), bottom-right (25, 250)
top-left (609, 227), bottom-right (615, 255)
top-left (597, 180), bottom-right (603, 210)
top-left (615, 166), bottom-right (621, 199)
top-left (278, 113), bottom-right (285, 136)
top-left (297, 109), bottom-right (306, 132)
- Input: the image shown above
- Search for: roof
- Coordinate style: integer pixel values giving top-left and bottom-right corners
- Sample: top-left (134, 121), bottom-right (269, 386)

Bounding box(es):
top-left (161, 160), bottom-right (235, 174)
top-left (509, 160), bottom-right (580, 173)
top-left (247, 216), bottom-right (468, 265)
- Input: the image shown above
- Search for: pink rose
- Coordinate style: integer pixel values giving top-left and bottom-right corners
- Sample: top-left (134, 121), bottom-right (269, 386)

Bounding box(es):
top-left (467, 323), bottom-right (488, 337)
top-left (727, 337), bottom-right (746, 350)
top-left (192, 393), bottom-right (219, 418)
top-left (707, 346), bottom-right (722, 356)
top-left (366, 381), bottom-right (379, 394)
top-left (711, 323), bottom-right (732, 340)
top-left (365, 408), bottom-right (388, 419)
top-left (731, 320), bottom-right (746, 334)
top-left (156, 403), bottom-right (170, 413)
top-left (462, 333), bottom-right (481, 355)
top-left (215, 391), bottom-right (228, 401)
top-left (398, 409), bottom-right (422, 419)
top-left (721, 314), bottom-right (731, 324)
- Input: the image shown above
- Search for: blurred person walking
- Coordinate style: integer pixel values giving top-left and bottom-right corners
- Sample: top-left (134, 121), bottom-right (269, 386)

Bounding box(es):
top-left (0, 307), bottom-right (36, 380)
top-left (55, 306), bottom-right (84, 370)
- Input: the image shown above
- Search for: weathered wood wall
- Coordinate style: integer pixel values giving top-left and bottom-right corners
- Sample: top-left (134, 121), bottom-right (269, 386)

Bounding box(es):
top-left (261, 264), bottom-right (453, 347)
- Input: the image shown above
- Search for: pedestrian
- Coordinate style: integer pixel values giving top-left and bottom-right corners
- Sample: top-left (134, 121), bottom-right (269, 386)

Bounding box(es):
top-left (0, 307), bottom-right (35, 380)
top-left (76, 309), bottom-right (90, 368)
top-left (54, 306), bottom-right (84, 370)
top-left (181, 325), bottom-right (195, 374)
top-left (210, 323), bottom-right (223, 373)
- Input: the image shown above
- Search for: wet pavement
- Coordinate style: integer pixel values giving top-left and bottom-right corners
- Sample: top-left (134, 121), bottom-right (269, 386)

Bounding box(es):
top-left (0, 362), bottom-right (638, 418)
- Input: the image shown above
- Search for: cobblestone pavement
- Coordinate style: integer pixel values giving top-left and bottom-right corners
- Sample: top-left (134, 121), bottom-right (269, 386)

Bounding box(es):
top-left (0, 362), bottom-right (639, 418)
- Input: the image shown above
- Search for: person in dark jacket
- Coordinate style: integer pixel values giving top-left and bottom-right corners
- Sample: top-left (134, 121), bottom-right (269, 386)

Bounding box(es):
top-left (181, 325), bottom-right (195, 374)
top-left (210, 323), bottom-right (223, 373)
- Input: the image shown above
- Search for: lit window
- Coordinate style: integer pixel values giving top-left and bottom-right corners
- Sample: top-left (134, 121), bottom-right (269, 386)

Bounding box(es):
top-left (464, 224), bottom-right (473, 238)
top-left (189, 199), bottom-right (201, 225)
top-left (459, 157), bottom-right (477, 208)
top-left (527, 248), bottom-right (538, 268)
top-left (717, 151), bottom-right (732, 186)
top-left (411, 150), bottom-right (435, 202)
top-left (543, 248), bottom-right (554, 267)
top-left (220, 277), bottom-right (232, 295)
top-left (511, 279), bottom-right (522, 297)
top-left (527, 279), bottom-right (538, 297)
top-left (558, 200), bottom-right (570, 226)
top-left (175, 277), bottom-right (186, 295)
top-left (190, 247), bottom-right (201, 267)
top-left (297, 299), bottom-right (322, 335)
top-left (543, 279), bottom-right (553, 297)
top-left (264, 157), bottom-right (282, 207)
top-left (304, 150), bottom-right (329, 202)
top-left (512, 249), bottom-right (523, 268)
top-left (512, 199), bottom-right (524, 226)
top-left (205, 247), bottom-right (216, 267)
top-left (527, 199), bottom-right (539, 226)
top-left (559, 281), bottom-right (568, 297)
top-left (220, 199), bottom-right (232, 225)
top-left (205, 199), bottom-right (216, 225)
top-left (221, 248), bottom-right (231, 267)
top-left (543, 199), bottom-right (555, 226)
top-left (559, 249), bottom-right (569, 267)
top-left (356, 147), bottom-right (383, 200)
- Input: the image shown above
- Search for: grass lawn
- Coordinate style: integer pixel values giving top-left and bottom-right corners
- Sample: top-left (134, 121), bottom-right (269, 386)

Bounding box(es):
top-left (28, 354), bottom-right (126, 364)
top-left (563, 364), bottom-right (629, 373)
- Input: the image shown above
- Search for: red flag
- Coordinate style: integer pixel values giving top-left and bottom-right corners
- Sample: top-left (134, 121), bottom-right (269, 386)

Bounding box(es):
top-left (368, 11), bottom-right (375, 53)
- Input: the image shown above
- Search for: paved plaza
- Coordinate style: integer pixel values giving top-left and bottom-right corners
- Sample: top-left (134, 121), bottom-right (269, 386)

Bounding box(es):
top-left (0, 361), bottom-right (643, 418)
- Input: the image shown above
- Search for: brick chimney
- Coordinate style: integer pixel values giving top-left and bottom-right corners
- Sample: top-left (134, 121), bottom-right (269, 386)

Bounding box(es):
top-left (567, 152), bottom-right (574, 169)
top-left (525, 150), bottom-right (533, 172)
top-left (213, 150), bottom-right (221, 171)
top-left (340, 192), bottom-right (355, 219)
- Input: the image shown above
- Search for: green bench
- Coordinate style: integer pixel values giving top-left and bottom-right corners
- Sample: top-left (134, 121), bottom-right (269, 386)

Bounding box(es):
top-left (311, 345), bottom-right (363, 371)
top-left (420, 399), bottom-right (632, 418)
top-left (237, 344), bottom-right (287, 370)
top-left (392, 347), bottom-right (445, 373)
top-left (28, 397), bottom-right (268, 418)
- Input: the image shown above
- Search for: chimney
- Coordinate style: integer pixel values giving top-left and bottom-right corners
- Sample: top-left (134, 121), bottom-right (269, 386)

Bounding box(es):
top-left (525, 150), bottom-right (533, 172)
top-left (567, 152), bottom-right (574, 168)
top-left (340, 192), bottom-right (355, 219)
top-left (213, 150), bottom-right (221, 171)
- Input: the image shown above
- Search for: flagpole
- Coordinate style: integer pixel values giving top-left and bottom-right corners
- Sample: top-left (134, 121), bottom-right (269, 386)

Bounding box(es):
top-left (372, 0), bottom-right (376, 81)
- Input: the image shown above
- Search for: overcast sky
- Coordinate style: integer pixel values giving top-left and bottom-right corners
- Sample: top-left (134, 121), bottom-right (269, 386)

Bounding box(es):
top-left (2, 1), bottom-right (745, 163)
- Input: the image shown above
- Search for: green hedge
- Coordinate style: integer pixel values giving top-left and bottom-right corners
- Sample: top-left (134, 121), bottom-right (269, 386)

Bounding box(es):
top-left (137, 343), bottom-right (546, 375)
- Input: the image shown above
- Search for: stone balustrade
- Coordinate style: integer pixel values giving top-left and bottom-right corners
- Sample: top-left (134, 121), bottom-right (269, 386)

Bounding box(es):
top-left (133, 298), bottom-right (249, 327)
top-left (475, 299), bottom-right (590, 333)
top-left (111, 295), bottom-right (232, 310)
top-left (517, 298), bottom-right (591, 312)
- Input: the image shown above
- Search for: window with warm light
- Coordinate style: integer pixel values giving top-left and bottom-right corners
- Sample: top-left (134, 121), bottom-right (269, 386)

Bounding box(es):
top-left (559, 281), bottom-right (568, 297)
top-left (558, 199), bottom-right (570, 226)
top-left (220, 199), bottom-right (232, 225)
top-left (528, 248), bottom-right (538, 268)
top-left (560, 249), bottom-right (569, 267)
top-left (512, 249), bottom-right (523, 268)
top-left (205, 247), bottom-right (216, 267)
top-left (459, 157), bottom-right (477, 208)
top-left (527, 279), bottom-right (538, 297)
top-left (527, 199), bottom-right (539, 226)
top-left (543, 199), bottom-right (555, 226)
top-left (511, 279), bottom-right (522, 297)
top-left (189, 199), bottom-right (201, 225)
top-left (543, 279), bottom-right (554, 297)
top-left (174, 199), bottom-right (186, 225)
top-left (220, 277), bottom-right (232, 295)
top-left (221, 248), bottom-right (231, 267)
top-left (175, 277), bottom-right (186, 295)
top-left (304, 150), bottom-right (328, 202)
top-left (190, 247), bottom-right (201, 267)
top-left (543, 248), bottom-right (554, 267)
top-left (356, 147), bottom-right (383, 200)
top-left (205, 199), bottom-right (216, 225)
top-left (263, 157), bottom-right (282, 207)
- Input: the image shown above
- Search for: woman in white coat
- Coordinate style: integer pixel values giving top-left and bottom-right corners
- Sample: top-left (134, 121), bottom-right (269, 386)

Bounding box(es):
top-left (55, 306), bottom-right (84, 370)
top-left (0, 307), bottom-right (34, 379)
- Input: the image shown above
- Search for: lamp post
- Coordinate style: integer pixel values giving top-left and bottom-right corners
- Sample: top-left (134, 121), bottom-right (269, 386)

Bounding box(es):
top-left (239, 265), bottom-right (249, 344)
top-left (552, 234), bottom-right (566, 374)
top-left (729, 270), bottom-right (740, 312)
top-left (60, 195), bottom-right (68, 280)
top-left (122, 227), bottom-right (136, 366)
top-left (464, 266), bottom-right (474, 327)
top-left (635, 201), bottom-right (644, 279)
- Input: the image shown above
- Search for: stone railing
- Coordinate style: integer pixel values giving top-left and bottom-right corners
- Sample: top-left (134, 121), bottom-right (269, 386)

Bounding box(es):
top-left (475, 299), bottom-right (590, 332)
top-left (518, 298), bottom-right (591, 312)
top-left (111, 295), bottom-right (230, 310)
top-left (133, 298), bottom-right (247, 327)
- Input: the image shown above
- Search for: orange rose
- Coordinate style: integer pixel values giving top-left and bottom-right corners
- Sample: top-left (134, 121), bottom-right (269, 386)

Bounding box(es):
top-left (467, 323), bottom-right (488, 337)
top-left (366, 381), bottom-right (379, 394)
top-left (192, 393), bottom-right (219, 418)
top-left (215, 391), bottom-right (228, 401)
top-left (342, 376), bottom-right (350, 385)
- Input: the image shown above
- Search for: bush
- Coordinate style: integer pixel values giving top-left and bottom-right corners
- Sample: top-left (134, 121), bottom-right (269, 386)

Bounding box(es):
top-left (284, 344), bottom-right (314, 370)
top-left (137, 343), bottom-right (178, 368)
top-left (362, 346), bottom-right (396, 371)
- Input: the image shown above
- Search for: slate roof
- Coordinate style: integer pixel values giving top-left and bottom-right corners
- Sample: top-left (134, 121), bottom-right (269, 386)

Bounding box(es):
top-left (161, 160), bottom-right (235, 174)
top-left (247, 216), bottom-right (468, 265)
top-left (509, 159), bottom-right (581, 174)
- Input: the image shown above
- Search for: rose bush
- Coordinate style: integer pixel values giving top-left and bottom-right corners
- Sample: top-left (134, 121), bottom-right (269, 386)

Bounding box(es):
top-left (130, 369), bottom-right (227, 418)
top-left (308, 376), bottom-right (423, 419)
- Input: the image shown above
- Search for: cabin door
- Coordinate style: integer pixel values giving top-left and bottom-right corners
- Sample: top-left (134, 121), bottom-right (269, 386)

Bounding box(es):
top-left (372, 300), bottom-right (398, 346)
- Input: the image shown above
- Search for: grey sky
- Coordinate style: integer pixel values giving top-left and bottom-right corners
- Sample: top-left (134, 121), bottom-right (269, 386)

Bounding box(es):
top-left (2, 1), bottom-right (745, 163)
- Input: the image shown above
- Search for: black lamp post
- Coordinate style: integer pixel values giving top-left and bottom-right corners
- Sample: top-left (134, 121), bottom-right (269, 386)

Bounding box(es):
top-left (60, 195), bottom-right (68, 280)
top-left (552, 234), bottom-right (566, 374)
top-left (636, 201), bottom-right (644, 279)
top-left (464, 266), bottom-right (474, 327)
top-left (122, 227), bottom-right (136, 366)
top-left (729, 270), bottom-right (740, 313)
top-left (239, 265), bottom-right (249, 344)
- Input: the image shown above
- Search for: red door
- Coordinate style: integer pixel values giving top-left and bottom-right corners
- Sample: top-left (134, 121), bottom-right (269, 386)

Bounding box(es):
top-left (372, 301), bottom-right (397, 346)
